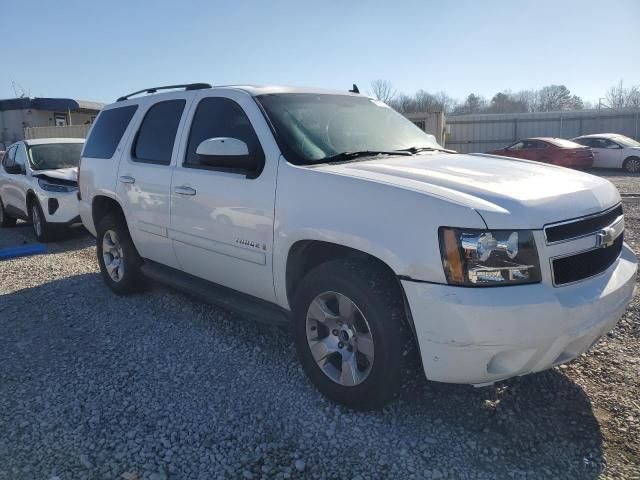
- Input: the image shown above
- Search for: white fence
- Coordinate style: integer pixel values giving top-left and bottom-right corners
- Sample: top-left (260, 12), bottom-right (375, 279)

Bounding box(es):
top-left (24, 125), bottom-right (91, 140)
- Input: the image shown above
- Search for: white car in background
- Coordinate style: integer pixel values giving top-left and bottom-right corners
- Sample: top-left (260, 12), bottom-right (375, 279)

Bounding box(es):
top-left (572, 133), bottom-right (640, 173)
top-left (0, 138), bottom-right (84, 241)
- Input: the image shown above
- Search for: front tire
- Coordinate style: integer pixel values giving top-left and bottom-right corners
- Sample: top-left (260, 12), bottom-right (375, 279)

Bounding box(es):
top-left (30, 200), bottom-right (55, 242)
top-left (0, 198), bottom-right (17, 228)
top-left (623, 156), bottom-right (640, 173)
top-left (96, 214), bottom-right (144, 295)
top-left (292, 258), bottom-right (409, 410)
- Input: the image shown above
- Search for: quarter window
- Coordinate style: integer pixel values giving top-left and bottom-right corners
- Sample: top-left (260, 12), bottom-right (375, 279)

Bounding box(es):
top-left (84, 105), bottom-right (138, 159)
top-left (133, 100), bottom-right (186, 165)
top-left (184, 97), bottom-right (263, 170)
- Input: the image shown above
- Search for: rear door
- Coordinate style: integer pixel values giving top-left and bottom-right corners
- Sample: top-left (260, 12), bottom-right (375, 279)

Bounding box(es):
top-left (116, 94), bottom-right (190, 269)
top-left (169, 90), bottom-right (279, 303)
top-left (527, 140), bottom-right (550, 162)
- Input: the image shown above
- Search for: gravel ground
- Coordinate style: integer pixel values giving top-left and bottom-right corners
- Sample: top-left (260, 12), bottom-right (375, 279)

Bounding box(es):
top-left (0, 172), bottom-right (639, 480)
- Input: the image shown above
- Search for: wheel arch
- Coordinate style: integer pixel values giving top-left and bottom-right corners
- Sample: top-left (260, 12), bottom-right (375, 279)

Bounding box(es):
top-left (283, 240), bottom-right (419, 341)
top-left (25, 189), bottom-right (38, 215)
top-left (92, 195), bottom-right (128, 230)
top-left (284, 239), bottom-right (423, 379)
top-left (285, 240), bottom-right (400, 306)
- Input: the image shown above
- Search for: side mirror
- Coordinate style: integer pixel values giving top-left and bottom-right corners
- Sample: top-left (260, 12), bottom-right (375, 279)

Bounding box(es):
top-left (4, 164), bottom-right (23, 175)
top-left (196, 137), bottom-right (258, 172)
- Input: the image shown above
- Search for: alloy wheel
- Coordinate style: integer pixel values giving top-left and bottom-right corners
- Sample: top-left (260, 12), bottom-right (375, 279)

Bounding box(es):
top-left (305, 291), bottom-right (375, 387)
top-left (32, 206), bottom-right (42, 237)
top-left (626, 158), bottom-right (640, 173)
top-left (102, 230), bottom-right (125, 282)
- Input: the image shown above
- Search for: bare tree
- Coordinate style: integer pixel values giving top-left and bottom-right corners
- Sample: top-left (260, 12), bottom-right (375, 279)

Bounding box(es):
top-left (605, 81), bottom-right (640, 109)
top-left (369, 79), bottom-right (397, 104)
top-left (605, 81), bottom-right (627, 109)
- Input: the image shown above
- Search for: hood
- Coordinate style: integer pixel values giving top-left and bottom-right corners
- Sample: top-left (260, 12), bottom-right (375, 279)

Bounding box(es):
top-left (312, 152), bottom-right (620, 229)
top-left (32, 167), bottom-right (78, 182)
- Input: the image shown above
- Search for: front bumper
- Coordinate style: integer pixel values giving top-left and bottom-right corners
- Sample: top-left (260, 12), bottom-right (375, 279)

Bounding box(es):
top-left (36, 189), bottom-right (81, 225)
top-left (402, 243), bottom-right (637, 385)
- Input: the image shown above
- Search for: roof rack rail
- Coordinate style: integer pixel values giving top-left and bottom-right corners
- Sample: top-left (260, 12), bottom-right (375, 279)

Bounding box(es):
top-left (116, 83), bottom-right (212, 102)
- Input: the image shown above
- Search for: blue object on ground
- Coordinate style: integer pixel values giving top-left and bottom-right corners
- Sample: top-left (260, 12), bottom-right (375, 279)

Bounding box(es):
top-left (0, 244), bottom-right (46, 260)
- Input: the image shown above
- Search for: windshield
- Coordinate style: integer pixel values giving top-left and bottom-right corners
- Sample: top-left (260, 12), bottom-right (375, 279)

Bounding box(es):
top-left (613, 135), bottom-right (640, 147)
top-left (28, 143), bottom-right (83, 170)
top-left (256, 93), bottom-right (441, 164)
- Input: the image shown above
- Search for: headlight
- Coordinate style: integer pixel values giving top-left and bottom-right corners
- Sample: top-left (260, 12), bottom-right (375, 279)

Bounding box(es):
top-left (438, 227), bottom-right (541, 286)
top-left (38, 178), bottom-right (77, 193)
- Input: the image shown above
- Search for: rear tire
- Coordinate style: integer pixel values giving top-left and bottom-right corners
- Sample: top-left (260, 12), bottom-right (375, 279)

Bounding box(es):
top-left (292, 258), bottom-right (410, 410)
top-left (623, 156), bottom-right (640, 173)
top-left (0, 198), bottom-right (17, 228)
top-left (96, 214), bottom-right (145, 295)
top-left (30, 200), bottom-right (55, 242)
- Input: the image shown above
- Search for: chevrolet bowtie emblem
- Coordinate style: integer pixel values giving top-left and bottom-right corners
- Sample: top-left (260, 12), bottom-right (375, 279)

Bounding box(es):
top-left (595, 217), bottom-right (624, 248)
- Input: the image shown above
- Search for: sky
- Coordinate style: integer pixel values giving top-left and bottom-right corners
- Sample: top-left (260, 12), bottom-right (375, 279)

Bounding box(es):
top-left (3, 0), bottom-right (639, 105)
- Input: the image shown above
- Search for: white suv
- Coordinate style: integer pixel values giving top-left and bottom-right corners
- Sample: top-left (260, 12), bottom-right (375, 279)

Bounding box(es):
top-left (78, 83), bottom-right (637, 409)
top-left (0, 138), bottom-right (84, 241)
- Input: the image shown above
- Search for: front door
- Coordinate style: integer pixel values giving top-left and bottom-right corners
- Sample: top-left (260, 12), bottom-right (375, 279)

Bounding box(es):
top-left (116, 94), bottom-right (190, 269)
top-left (170, 91), bottom-right (278, 303)
top-left (2, 144), bottom-right (30, 216)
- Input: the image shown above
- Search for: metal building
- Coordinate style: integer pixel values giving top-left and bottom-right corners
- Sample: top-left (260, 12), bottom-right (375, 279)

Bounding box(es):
top-left (446, 108), bottom-right (640, 153)
top-left (404, 111), bottom-right (447, 146)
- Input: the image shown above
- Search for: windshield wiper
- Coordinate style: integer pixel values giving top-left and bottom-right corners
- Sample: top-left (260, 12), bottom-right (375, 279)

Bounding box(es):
top-left (397, 146), bottom-right (456, 154)
top-left (314, 150), bottom-right (411, 165)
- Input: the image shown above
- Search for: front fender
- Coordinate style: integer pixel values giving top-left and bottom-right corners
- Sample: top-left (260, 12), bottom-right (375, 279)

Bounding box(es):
top-left (273, 160), bottom-right (486, 309)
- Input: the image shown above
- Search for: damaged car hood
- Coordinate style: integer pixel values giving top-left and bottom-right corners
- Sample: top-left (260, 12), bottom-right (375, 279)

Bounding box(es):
top-left (312, 152), bottom-right (620, 229)
top-left (32, 167), bottom-right (78, 183)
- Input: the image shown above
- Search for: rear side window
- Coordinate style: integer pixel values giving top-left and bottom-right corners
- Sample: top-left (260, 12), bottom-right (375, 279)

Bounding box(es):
top-left (133, 100), bottom-right (186, 165)
top-left (83, 105), bottom-right (138, 159)
top-left (184, 97), bottom-right (263, 168)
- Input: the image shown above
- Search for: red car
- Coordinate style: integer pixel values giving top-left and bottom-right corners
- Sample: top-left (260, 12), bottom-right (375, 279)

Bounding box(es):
top-left (488, 137), bottom-right (594, 169)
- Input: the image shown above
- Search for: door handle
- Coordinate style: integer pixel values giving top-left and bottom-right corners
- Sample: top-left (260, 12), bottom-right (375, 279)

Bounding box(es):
top-left (119, 175), bottom-right (135, 184)
top-left (174, 186), bottom-right (196, 196)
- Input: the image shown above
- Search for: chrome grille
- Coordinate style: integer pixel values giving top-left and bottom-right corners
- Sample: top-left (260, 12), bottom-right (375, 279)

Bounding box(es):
top-left (545, 204), bottom-right (623, 244)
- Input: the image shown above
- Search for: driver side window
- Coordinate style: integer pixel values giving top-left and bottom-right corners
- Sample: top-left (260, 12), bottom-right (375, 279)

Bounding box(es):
top-left (2, 146), bottom-right (16, 170)
top-left (14, 144), bottom-right (28, 173)
top-left (184, 97), bottom-right (263, 170)
top-left (509, 141), bottom-right (525, 150)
